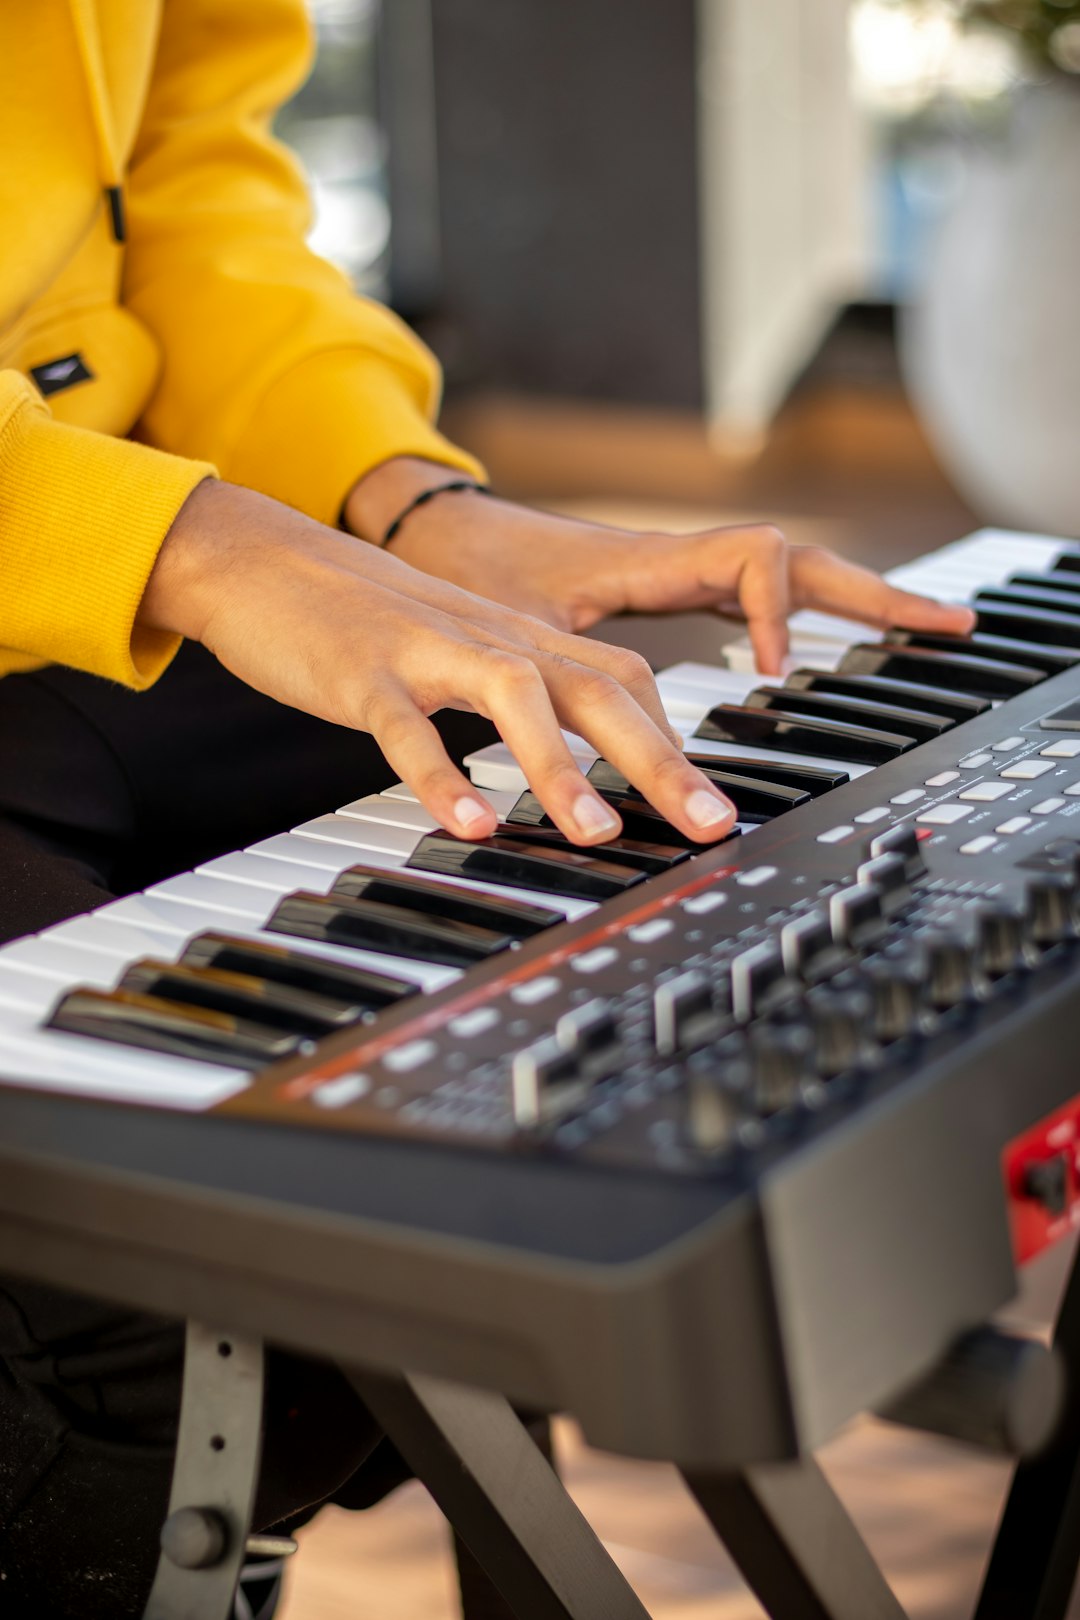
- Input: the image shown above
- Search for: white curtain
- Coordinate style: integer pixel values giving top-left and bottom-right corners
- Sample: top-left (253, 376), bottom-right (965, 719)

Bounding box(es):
top-left (698, 0), bottom-right (869, 439)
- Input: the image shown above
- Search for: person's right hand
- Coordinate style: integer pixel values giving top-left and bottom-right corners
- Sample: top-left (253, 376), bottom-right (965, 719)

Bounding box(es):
top-left (139, 480), bottom-right (738, 848)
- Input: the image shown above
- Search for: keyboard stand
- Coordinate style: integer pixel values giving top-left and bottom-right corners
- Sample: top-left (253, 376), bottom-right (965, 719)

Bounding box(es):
top-left (684, 1461), bottom-right (906, 1620)
top-left (975, 1239), bottom-right (1080, 1620)
top-left (349, 1368), bottom-right (652, 1620)
top-left (145, 1322), bottom-right (266, 1620)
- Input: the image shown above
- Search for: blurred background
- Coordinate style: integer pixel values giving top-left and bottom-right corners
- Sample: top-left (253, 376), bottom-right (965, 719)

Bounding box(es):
top-left (274, 3), bottom-right (1080, 1613)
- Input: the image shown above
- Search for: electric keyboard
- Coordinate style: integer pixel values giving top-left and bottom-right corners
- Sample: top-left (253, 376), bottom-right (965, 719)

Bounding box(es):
top-left (8, 524), bottom-right (1080, 1466)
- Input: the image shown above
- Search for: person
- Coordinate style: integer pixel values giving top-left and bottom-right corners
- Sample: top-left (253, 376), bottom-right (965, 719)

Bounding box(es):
top-left (0, 3), bottom-right (976, 1615)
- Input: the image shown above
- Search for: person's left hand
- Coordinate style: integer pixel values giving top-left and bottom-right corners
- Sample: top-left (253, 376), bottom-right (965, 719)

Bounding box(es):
top-left (344, 460), bottom-right (975, 676)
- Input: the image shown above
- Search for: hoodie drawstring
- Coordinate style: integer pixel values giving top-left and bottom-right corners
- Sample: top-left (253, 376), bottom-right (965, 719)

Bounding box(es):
top-left (67, 0), bottom-right (126, 242)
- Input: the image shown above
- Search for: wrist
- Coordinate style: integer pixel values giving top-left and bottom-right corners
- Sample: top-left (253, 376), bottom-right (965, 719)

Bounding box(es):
top-left (343, 456), bottom-right (483, 545)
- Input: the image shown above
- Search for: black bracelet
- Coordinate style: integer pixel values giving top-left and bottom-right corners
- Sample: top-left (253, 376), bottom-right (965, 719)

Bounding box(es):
top-left (380, 480), bottom-right (492, 548)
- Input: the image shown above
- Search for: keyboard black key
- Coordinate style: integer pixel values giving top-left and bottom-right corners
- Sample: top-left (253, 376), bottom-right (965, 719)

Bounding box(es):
top-left (1046, 548), bottom-right (1080, 574)
top-left (268, 891), bottom-right (514, 967)
top-left (585, 759), bottom-right (811, 820)
top-left (694, 703), bottom-right (915, 766)
top-left (840, 643), bottom-right (1042, 699)
top-left (883, 628), bottom-right (1078, 677)
top-left (972, 602), bottom-right (1080, 650)
top-left (332, 864), bottom-right (561, 938)
top-left (746, 686), bottom-right (951, 744)
top-left (47, 988), bottom-right (304, 1068)
top-left (179, 932), bottom-right (418, 1008)
top-left (408, 831), bottom-right (645, 902)
top-left (681, 752), bottom-right (849, 795)
top-left (783, 669), bottom-right (989, 723)
top-left (494, 817), bottom-right (691, 873)
top-left (1020, 570), bottom-right (1080, 597)
top-left (978, 586), bottom-right (1080, 624)
top-left (120, 959), bottom-right (359, 1037)
top-left (1003, 576), bottom-right (1080, 606)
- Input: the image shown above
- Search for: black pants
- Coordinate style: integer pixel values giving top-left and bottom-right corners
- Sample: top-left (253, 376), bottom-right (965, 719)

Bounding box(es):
top-left (0, 645), bottom-right (503, 1618)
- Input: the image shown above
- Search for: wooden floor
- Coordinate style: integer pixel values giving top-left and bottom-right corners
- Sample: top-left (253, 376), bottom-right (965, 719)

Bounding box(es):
top-left (279, 381), bottom-right (1076, 1619)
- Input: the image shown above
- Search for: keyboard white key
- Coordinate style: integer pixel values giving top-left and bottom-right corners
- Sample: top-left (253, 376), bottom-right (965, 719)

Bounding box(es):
top-left (0, 1016), bottom-right (250, 1108)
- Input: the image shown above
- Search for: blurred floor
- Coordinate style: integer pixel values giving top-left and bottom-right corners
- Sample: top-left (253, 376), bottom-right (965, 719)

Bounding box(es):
top-left (280, 380), bottom-right (1054, 1620)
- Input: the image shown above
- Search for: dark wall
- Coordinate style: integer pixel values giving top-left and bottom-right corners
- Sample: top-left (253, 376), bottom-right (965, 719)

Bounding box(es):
top-left (387, 0), bottom-right (704, 410)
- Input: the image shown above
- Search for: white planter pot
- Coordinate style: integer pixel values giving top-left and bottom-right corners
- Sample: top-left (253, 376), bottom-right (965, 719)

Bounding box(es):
top-left (901, 81), bottom-right (1080, 540)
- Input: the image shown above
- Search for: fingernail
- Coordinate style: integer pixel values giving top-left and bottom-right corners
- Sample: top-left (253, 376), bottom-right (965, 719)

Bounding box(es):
top-left (686, 789), bottom-right (734, 831)
top-left (454, 796), bottom-right (493, 833)
top-left (573, 794), bottom-right (621, 838)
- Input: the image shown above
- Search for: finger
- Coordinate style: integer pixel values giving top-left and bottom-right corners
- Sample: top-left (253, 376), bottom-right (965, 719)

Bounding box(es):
top-left (792, 548), bottom-right (977, 636)
top-left (732, 531), bottom-right (791, 676)
top-left (456, 651), bottom-right (628, 845)
top-left (544, 661), bottom-right (738, 844)
top-left (368, 686), bottom-right (500, 840)
top-left (533, 631), bottom-right (683, 747)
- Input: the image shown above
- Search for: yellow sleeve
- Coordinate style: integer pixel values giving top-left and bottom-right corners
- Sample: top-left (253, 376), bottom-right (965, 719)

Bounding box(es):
top-left (0, 372), bottom-right (214, 687)
top-left (122, 0), bottom-right (483, 529)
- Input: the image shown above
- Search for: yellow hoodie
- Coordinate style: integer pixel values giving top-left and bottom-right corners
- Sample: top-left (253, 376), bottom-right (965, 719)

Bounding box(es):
top-left (0, 0), bottom-right (482, 690)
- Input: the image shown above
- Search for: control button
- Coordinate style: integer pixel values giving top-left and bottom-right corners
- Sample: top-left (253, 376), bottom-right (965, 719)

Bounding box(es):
top-left (653, 971), bottom-right (721, 1057)
top-left (570, 946), bottom-right (620, 975)
top-left (555, 1000), bottom-right (620, 1070)
top-left (730, 942), bottom-right (795, 1023)
top-left (511, 975), bottom-right (561, 1006)
top-left (856, 852), bottom-right (911, 918)
top-left (917, 803), bottom-right (975, 826)
top-left (682, 891), bottom-right (727, 916)
top-left (627, 918), bottom-right (675, 944)
top-left (1066, 783), bottom-right (1080, 798)
top-left (780, 912), bottom-right (847, 983)
top-left (448, 1006), bottom-right (502, 1039)
top-left (891, 789), bottom-right (925, 805)
top-left (959, 753), bottom-right (994, 769)
top-left (959, 781), bottom-right (1014, 803)
top-left (926, 771), bottom-right (961, 787)
top-left (997, 816), bottom-right (1034, 834)
top-left (1033, 798), bottom-right (1069, 816)
top-left (384, 1038), bottom-right (438, 1074)
top-left (1042, 741), bottom-right (1080, 759)
top-left (736, 866), bottom-right (779, 887)
top-left (1002, 759), bottom-right (1056, 781)
top-left (1022, 1156), bottom-right (1070, 1217)
top-left (868, 823), bottom-right (927, 880)
top-left (829, 884), bottom-right (886, 950)
top-left (312, 1073), bottom-right (371, 1109)
top-left (817, 826), bottom-right (854, 845)
top-left (511, 1039), bottom-right (587, 1128)
top-left (854, 807), bottom-right (890, 825)
top-left (960, 836), bottom-right (999, 856)
top-left (994, 737), bottom-right (1028, 752)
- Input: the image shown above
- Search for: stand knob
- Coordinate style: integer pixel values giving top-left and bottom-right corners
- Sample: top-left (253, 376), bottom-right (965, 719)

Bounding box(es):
top-left (160, 1506), bottom-right (229, 1570)
top-left (876, 1328), bottom-right (1066, 1458)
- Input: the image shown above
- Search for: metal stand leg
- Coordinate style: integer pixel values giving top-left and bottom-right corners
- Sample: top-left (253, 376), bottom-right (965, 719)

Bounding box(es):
top-left (683, 1457), bottom-right (909, 1620)
top-left (143, 1323), bottom-right (265, 1620)
top-left (976, 1242), bottom-right (1080, 1620)
top-left (451, 1417), bottom-right (557, 1620)
top-left (350, 1369), bottom-right (652, 1620)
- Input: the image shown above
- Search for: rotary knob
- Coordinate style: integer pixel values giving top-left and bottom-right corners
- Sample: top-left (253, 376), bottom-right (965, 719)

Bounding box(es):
top-left (863, 960), bottom-right (926, 1044)
top-left (973, 903), bottom-right (1034, 980)
top-left (925, 934), bottom-right (987, 1013)
top-left (748, 1024), bottom-right (815, 1115)
top-left (807, 987), bottom-right (875, 1079)
top-left (1024, 875), bottom-right (1080, 951)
